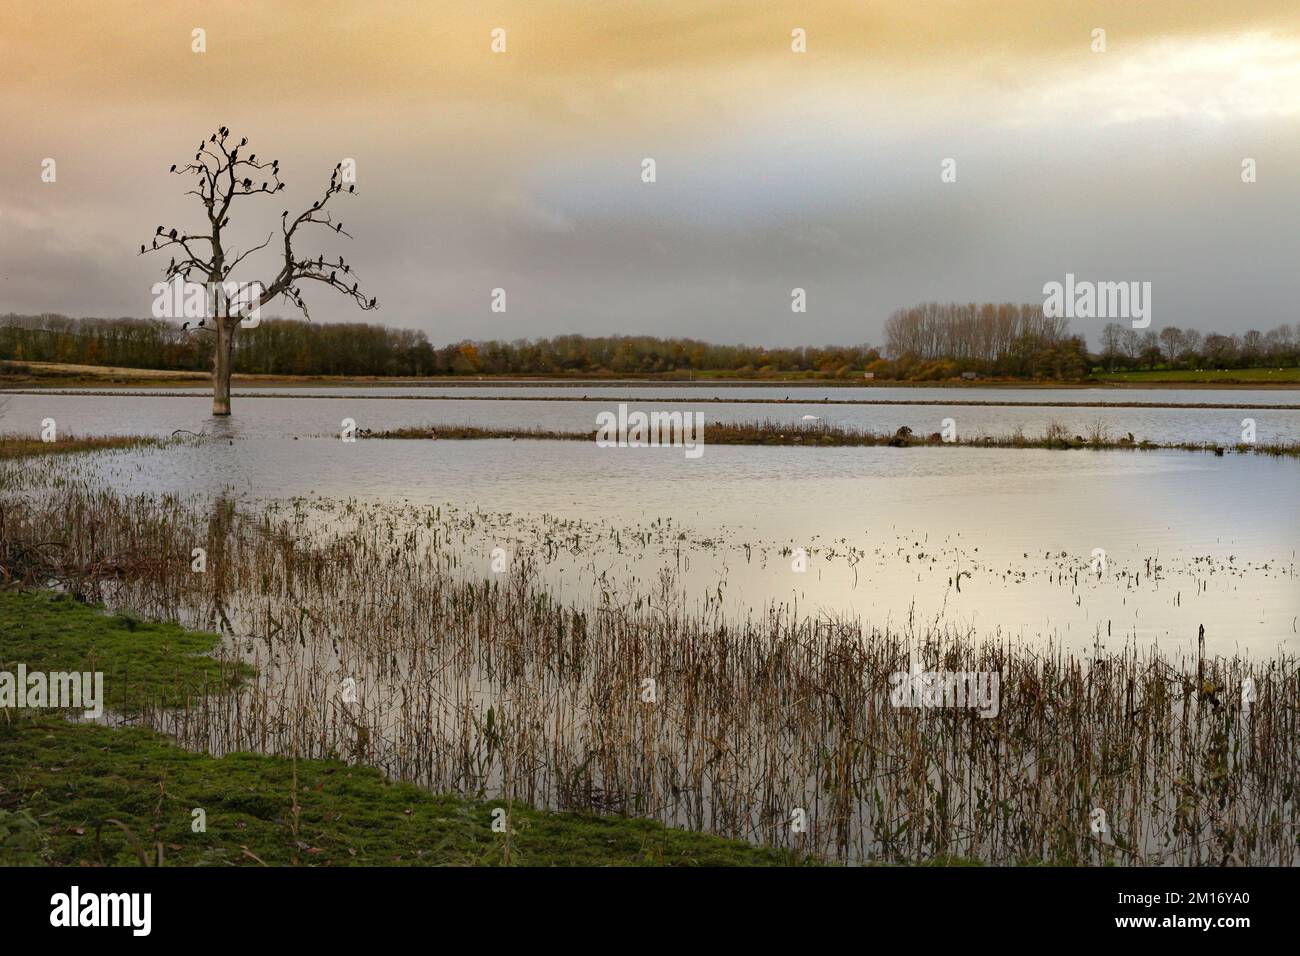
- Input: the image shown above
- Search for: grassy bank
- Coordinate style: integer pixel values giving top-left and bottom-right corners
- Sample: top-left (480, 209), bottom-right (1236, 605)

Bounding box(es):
top-left (1, 720), bottom-right (798, 866)
top-left (0, 434), bottom-right (164, 460)
top-left (1094, 367), bottom-right (1300, 385)
top-left (364, 420), bottom-right (1300, 457)
top-left (0, 589), bottom-right (799, 866)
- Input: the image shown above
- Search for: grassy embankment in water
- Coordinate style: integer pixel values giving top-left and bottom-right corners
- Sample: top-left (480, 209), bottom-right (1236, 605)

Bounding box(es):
top-left (364, 420), bottom-right (1300, 457)
top-left (0, 589), bottom-right (801, 866)
top-left (0, 434), bottom-right (165, 460)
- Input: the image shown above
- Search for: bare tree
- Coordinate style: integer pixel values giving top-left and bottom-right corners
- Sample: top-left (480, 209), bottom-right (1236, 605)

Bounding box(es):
top-left (140, 127), bottom-right (378, 415)
top-left (1158, 326), bottom-right (1184, 366)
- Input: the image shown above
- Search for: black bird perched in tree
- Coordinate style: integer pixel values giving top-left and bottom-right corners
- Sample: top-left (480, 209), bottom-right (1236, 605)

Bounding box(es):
top-left (139, 244), bottom-right (145, 254)
top-left (249, 153), bottom-right (256, 162)
top-left (261, 182), bottom-right (267, 190)
top-left (169, 228), bottom-right (177, 239)
top-left (170, 164), bottom-right (177, 172)
top-left (240, 137), bottom-right (248, 146)
top-left (348, 185), bottom-right (355, 193)
top-left (330, 271), bottom-right (336, 281)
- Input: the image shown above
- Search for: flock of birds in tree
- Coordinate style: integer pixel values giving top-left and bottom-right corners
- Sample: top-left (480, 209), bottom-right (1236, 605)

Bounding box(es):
top-left (137, 126), bottom-right (378, 330)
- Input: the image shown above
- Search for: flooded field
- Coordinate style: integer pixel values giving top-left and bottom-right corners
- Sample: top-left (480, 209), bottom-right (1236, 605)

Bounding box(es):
top-left (3, 386), bottom-right (1297, 652)
top-left (2, 385), bottom-right (1297, 864)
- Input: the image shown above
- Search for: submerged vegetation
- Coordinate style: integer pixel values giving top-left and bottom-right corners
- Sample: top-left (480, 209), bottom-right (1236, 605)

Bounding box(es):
top-left (1, 456), bottom-right (1296, 866)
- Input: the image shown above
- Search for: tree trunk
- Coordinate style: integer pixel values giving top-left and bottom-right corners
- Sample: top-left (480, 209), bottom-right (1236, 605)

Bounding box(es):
top-left (213, 317), bottom-right (234, 416)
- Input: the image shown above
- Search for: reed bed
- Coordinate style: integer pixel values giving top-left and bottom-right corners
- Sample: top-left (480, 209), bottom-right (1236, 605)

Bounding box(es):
top-left (2, 462), bottom-right (1297, 865)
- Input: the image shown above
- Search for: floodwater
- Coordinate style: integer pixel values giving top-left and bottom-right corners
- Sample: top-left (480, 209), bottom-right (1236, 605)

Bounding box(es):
top-left (5, 384), bottom-right (1300, 445)
top-left (5, 385), bottom-right (1296, 657)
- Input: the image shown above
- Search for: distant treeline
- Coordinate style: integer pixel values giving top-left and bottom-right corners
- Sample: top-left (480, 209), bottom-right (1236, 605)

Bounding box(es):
top-left (0, 314), bottom-right (874, 377)
top-left (2, 310), bottom-right (1296, 380)
top-left (1093, 321), bottom-right (1300, 372)
top-left (881, 303), bottom-right (1299, 379)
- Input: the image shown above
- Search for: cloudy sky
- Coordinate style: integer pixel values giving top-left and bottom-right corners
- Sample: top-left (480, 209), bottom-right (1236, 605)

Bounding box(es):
top-left (2, 0), bottom-right (1297, 348)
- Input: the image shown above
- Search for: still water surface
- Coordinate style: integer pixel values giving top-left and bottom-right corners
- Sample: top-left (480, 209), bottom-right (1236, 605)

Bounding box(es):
top-left (10, 386), bottom-right (1294, 657)
top-left (6, 385), bottom-right (1300, 445)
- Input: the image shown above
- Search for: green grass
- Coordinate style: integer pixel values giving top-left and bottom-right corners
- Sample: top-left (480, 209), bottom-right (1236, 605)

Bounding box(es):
top-left (1092, 367), bottom-right (1300, 385)
top-left (0, 720), bottom-right (801, 866)
top-left (0, 589), bottom-right (804, 866)
top-left (0, 589), bottom-right (248, 712)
